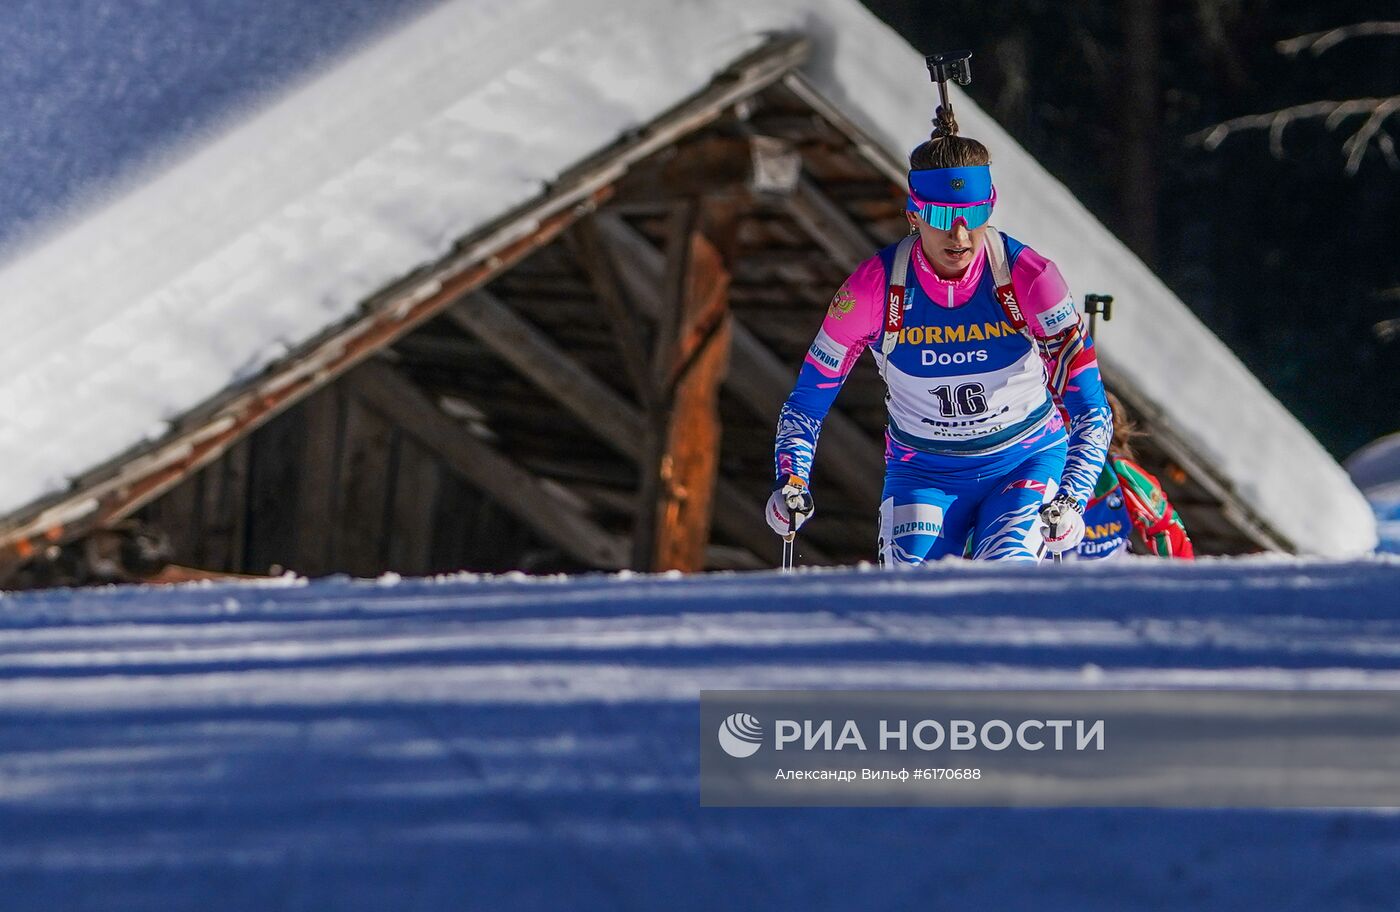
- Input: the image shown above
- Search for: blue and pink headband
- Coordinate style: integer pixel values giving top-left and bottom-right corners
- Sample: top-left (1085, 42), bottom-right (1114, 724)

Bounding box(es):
top-left (906, 165), bottom-right (995, 230)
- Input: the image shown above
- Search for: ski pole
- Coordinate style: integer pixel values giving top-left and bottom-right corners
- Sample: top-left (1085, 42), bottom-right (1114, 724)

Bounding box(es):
top-left (1084, 293), bottom-right (1114, 338)
top-left (925, 50), bottom-right (973, 122)
top-left (1049, 519), bottom-right (1063, 565)
top-left (781, 509), bottom-right (796, 572)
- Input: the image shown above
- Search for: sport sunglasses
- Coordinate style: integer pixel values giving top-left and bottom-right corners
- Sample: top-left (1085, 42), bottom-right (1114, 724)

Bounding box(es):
top-left (905, 185), bottom-right (997, 231)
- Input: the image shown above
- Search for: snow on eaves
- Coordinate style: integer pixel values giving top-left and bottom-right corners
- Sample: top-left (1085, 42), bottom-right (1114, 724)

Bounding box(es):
top-left (0, 0), bottom-right (1376, 556)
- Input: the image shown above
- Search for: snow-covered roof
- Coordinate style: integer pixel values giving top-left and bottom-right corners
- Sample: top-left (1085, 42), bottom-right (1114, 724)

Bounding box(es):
top-left (0, 0), bottom-right (1376, 557)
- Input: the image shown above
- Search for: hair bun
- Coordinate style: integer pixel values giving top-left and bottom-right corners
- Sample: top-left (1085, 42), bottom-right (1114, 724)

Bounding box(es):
top-left (929, 105), bottom-right (960, 141)
top-left (908, 115), bottom-right (988, 170)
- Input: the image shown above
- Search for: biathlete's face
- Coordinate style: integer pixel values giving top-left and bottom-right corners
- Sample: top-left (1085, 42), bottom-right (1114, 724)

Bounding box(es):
top-left (906, 211), bottom-right (987, 279)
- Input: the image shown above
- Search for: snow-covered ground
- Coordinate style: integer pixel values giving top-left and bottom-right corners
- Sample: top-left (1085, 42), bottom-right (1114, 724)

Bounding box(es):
top-left (2, 558), bottom-right (1399, 910)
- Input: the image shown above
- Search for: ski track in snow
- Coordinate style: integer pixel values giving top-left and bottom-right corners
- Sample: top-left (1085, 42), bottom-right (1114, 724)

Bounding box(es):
top-left (1, 557), bottom-right (1399, 910)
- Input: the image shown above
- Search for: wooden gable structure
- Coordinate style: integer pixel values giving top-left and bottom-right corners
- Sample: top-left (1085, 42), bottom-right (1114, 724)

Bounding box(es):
top-left (0, 37), bottom-right (1288, 585)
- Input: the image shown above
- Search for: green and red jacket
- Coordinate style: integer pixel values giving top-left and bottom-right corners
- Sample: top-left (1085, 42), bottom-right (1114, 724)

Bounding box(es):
top-left (1076, 458), bottom-right (1194, 560)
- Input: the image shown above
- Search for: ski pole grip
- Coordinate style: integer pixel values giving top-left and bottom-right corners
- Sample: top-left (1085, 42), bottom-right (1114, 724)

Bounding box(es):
top-left (1084, 293), bottom-right (1115, 321)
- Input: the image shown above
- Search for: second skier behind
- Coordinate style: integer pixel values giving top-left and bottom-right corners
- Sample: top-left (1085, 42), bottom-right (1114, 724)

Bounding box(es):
top-left (766, 107), bottom-right (1112, 564)
top-left (1071, 392), bottom-right (1195, 560)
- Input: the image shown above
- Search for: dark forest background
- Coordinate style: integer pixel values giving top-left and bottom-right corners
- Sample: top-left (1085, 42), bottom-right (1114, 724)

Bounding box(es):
top-left (860, 0), bottom-right (1400, 459)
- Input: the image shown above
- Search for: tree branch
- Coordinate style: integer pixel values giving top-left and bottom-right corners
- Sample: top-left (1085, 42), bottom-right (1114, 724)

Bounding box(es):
top-left (1190, 96), bottom-right (1400, 174)
top-left (1277, 22), bottom-right (1400, 57)
top-left (1341, 98), bottom-right (1400, 172)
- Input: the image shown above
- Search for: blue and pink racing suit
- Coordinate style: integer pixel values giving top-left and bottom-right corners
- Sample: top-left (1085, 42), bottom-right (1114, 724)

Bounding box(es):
top-left (774, 232), bottom-right (1111, 564)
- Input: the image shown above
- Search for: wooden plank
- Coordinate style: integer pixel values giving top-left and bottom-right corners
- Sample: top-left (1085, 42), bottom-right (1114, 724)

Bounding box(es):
top-left (445, 287), bottom-right (792, 564)
top-left (336, 398), bottom-right (396, 577)
top-left (563, 480), bottom-right (765, 568)
top-left (344, 360), bottom-right (630, 569)
top-left (782, 173), bottom-right (879, 272)
top-left (145, 469), bottom-right (201, 568)
top-left (392, 334), bottom-right (489, 364)
top-left (655, 307), bottom-right (732, 570)
top-left (632, 203), bottom-right (698, 568)
top-left (428, 470), bottom-right (474, 573)
top-left (566, 220), bottom-right (655, 408)
top-left (199, 438), bottom-right (250, 573)
top-left (429, 473), bottom-right (543, 573)
top-left (745, 111), bottom-right (840, 143)
top-left (575, 214), bottom-right (808, 562)
top-left (780, 73), bottom-right (908, 186)
top-left (386, 436), bottom-right (441, 575)
top-left (610, 134), bottom-right (802, 205)
top-left (243, 401), bottom-right (307, 575)
top-left (641, 198), bottom-right (739, 572)
top-left (292, 385), bottom-right (343, 576)
top-left (445, 291), bottom-right (645, 461)
top-left (594, 212), bottom-right (885, 506)
top-left (683, 203), bottom-right (742, 394)
top-left (650, 203), bottom-right (697, 390)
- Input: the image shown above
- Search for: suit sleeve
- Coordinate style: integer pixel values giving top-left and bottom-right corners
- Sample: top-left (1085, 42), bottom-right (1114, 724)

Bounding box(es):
top-left (1013, 246), bottom-right (1112, 508)
top-left (773, 255), bottom-right (885, 484)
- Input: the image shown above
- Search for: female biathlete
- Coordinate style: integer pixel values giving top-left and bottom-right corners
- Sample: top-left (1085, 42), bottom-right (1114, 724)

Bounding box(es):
top-left (765, 109), bottom-right (1113, 564)
top-left (1070, 392), bottom-right (1194, 561)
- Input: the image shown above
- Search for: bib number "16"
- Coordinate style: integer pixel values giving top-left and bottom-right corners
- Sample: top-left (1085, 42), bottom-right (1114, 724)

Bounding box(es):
top-left (930, 382), bottom-right (988, 418)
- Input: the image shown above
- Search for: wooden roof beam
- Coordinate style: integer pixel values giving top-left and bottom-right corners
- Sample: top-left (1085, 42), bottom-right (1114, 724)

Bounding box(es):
top-left (611, 134), bottom-right (803, 205)
top-left (782, 173), bottom-right (880, 272)
top-left (566, 220), bottom-right (656, 410)
top-left (633, 198), bottom-right (739, 572)
top-left (443, 288), bottom-right (822, 566)
top-left (445, 290), bottom-right (643, 463)
top-left (345, 359), bottom-right (630, 570)
top-left (592, 211), bottom-right (885, 506)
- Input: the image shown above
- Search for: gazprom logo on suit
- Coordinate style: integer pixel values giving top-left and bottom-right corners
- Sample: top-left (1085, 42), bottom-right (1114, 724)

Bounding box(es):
top-left (891, 502), bottom-right (946, 539)
top-left (808, 340), bottom-right (842, 371)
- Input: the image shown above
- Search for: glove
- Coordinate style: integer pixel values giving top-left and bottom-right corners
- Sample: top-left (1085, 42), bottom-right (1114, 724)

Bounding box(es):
top-left (1039, 492), bottom-right (1086, 554)
top-left (765, 477), bottom-right (814, 537)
